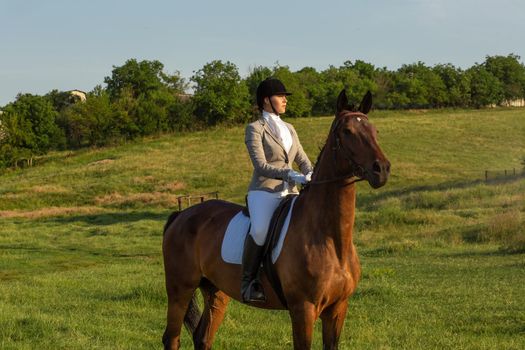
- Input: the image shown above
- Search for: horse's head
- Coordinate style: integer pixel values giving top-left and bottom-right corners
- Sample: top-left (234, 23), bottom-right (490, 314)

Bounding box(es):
top-left (330, 89), bottom-right (390, 189)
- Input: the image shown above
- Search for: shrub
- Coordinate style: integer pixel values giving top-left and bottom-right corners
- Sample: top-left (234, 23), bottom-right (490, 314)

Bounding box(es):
top-left (0, 94), bottom-right (64, 166)
top-left (191, 60), bottom-right (251, 125)
top-left (58, 89), bottom-right (123, 148)
top-left (486, 210), bottom-right (525, 253)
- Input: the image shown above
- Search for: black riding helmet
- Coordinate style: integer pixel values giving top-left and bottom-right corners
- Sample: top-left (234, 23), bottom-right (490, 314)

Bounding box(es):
top-left (256, 78), bottom-right (292, 113)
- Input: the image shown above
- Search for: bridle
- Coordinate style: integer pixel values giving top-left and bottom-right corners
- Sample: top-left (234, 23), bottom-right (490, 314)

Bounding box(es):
top-left (306, 111), bottom-right (369, 187)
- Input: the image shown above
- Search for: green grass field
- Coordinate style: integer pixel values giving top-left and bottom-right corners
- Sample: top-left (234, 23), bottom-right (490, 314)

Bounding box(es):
top-left (1, 108), bottom-right (524, 349)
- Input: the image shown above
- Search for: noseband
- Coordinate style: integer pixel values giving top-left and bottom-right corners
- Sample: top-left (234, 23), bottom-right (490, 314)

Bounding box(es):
top-left (307, 112), bottom-right (368, 186)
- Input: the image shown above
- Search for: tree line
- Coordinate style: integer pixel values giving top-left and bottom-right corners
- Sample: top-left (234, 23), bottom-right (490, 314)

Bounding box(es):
top-left (1, 54), bottom-right (524, 168)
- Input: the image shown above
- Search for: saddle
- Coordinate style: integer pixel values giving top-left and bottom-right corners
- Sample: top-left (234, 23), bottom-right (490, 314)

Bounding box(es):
top-left (243, 194), bottom-right (297, 308)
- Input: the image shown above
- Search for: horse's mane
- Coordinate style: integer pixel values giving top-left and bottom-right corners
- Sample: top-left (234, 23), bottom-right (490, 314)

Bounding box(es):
top-left (309, 109), bottom-right (359, 179)
top-left (310, 116), bottom-right (341, 177)
top-left (311, 143), bottom-right (327, 176)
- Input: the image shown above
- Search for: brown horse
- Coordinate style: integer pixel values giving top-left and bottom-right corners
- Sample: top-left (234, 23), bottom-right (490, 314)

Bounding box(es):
top-left (162, 89), bottom-right (390, 349)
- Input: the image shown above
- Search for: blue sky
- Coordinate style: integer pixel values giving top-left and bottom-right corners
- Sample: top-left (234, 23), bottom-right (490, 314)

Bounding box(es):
top-left (1, 0), bottom-right (524, 105)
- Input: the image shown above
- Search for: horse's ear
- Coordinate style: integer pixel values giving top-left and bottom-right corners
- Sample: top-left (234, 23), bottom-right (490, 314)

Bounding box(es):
top-left (336, 89), bottom-right (348, 116)
top-left (358, 91), bottom-right (373, 114)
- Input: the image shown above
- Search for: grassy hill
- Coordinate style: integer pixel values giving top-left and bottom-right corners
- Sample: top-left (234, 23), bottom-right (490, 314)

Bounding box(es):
top-left (0, 108), bottom-right (524, 349)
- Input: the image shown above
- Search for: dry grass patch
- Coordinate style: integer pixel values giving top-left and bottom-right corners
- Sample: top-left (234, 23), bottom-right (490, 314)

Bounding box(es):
top-left (88, 158), bottom-right (116, 166)
top-left (493, 193), bottom-right (525, 208)
top-left (30, 185), bottom-right (70, 193)
top-left (95, 192), bottom-right (181, 207)
top-left (2, 192), bottom-right (22, 200)
top-left (158, 181), bottom-right (186, 192)
top-left (486, 210), bottom-right (523, 238)
top-left (133, 176), bottom-right (157, 184)
top-left (0, 206), bottom-right (104, 219)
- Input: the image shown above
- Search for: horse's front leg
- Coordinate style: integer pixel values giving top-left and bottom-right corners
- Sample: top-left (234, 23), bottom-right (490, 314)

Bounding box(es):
top-left (288, 301), bottom-right (316, 350)
top-left (320, 300), bottom-right (348, 350)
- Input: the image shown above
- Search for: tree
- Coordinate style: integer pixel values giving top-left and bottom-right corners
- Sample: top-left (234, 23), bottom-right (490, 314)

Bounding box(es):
top-left (344, 60), bottom-right (376, 80)
top-left (0, 94), bottom-right (64, 166)
top-left (432, 64), bottom-right (471, 107)
top-left (58, 88), bottom-right (119, 147)
top-left (0, 110), bottom-right (33, 167)
top-left (341, 60), bottom-right (379, 106)
top-left (466, 64), bottom-right (504, 108)
top-left (134, 88), bottom-right (177, 135)
top-left (295, 67), bottom-right (325, 115)
top-left (104, 59), bottom-right (189, 135)
top-left (374, 67), bottom-right (395, 109)
top-left (315, 66), bottom-right (348, 114)
top-left (191, 60), bottom-right (250, 125)
top-left (45, 89), bottom-right (79, 112)
top-left (104, 59), bottom-right (186, 100)
top-left (483, 54), bottom-right (525, 103)
top-left (394, 62), bottom-right (447, 108)
top-left (105, 59), bottom-right (164, 100)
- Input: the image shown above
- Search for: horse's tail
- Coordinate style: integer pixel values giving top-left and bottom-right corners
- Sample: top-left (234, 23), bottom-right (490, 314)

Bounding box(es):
top-left (163, 211), bottom-right (180, 236)
top-left (162, 210), bottom-right (202, 335)
top-left (183, 292), bottom-right (201, 335)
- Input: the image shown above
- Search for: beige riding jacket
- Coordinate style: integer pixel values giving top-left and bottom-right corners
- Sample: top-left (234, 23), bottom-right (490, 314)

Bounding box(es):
top-left (245, 117), bottom-right (313, 193)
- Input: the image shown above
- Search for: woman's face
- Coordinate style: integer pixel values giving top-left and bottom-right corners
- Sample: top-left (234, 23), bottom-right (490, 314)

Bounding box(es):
top-left (263, 94), bottom-right (287, 115)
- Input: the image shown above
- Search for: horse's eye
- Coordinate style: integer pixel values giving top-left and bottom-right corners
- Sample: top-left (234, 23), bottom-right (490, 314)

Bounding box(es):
top-left (343, 129), bottom-right (352, 136)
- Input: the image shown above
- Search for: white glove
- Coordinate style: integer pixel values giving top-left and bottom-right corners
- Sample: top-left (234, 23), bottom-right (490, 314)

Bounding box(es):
top-left (305, 171), bottom-right (313, 182)
top-left (287, 170), bottom-right (308, 185)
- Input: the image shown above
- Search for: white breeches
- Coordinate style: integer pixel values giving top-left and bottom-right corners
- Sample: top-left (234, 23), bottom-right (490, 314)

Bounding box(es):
top-left (247, 190), bottom-right (288, 246)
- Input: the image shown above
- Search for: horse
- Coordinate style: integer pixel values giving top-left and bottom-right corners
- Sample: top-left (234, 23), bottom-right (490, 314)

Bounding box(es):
top-left (162, 89), bottom-right (391, 349)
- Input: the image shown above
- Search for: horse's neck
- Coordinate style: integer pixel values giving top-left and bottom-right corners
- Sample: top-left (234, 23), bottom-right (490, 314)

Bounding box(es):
top-left (301, 182), bottom-right (357, 262)
top-left (304, 140), bottom-right (358, 260)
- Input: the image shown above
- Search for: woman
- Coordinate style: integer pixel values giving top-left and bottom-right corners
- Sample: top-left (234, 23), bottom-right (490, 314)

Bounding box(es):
top-left (242, 77), bottom-right (313, 303)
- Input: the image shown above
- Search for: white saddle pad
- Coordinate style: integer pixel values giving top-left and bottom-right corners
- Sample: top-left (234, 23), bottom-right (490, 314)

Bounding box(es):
top-left (221, 197), bottom-right (297, 265)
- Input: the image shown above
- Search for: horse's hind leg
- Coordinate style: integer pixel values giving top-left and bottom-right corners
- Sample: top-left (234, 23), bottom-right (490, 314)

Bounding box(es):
top-left (193, 280), bottom-right (230, 350)
top-left (163, 285), bottom-right (199, 350)
top-left (163, 246), bottom-right (202, 349)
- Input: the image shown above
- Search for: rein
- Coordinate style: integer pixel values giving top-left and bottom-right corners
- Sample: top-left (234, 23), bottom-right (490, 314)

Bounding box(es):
top-left (306, 111), bottom-right (368, 187)
top-left (307, 175), bottom-right (365, 186)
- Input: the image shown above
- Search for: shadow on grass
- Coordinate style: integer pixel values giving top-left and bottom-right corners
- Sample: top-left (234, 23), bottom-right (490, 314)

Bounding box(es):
top-left (434, 247), bottom-right (524, 258)
top-left (44, 211), bottom-right (171, 226)
top-left (358, 173), bottom-right (524, 208)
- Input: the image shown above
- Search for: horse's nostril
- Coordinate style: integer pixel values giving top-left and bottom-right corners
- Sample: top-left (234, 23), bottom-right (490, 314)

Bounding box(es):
top-left (373, 161), bottom-right (381, 173)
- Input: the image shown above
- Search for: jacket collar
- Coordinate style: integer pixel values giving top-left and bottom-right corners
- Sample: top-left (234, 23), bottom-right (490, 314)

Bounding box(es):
top-left (259, 117), bottom-right (289, 153)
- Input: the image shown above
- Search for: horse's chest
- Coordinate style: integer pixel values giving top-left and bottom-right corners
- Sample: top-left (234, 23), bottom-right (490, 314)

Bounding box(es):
top-left (306, 260), bottom-right (357, 301)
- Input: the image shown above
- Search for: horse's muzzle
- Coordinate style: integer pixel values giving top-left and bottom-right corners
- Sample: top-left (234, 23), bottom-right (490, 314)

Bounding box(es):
top-left (368, 159), bottom-right (390, 188)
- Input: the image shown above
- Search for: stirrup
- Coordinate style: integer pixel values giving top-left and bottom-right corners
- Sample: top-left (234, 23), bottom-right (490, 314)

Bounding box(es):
top-left (242, 279), bottom-right (266, 303)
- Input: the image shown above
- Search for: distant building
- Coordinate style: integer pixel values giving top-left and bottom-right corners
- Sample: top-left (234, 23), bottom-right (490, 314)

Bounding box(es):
top-left (488, 98), bottom-right (525, 108)
top-left (69, 89), bottom-right (87, 102)
top-left (503, 98), bottom-right (525, 107)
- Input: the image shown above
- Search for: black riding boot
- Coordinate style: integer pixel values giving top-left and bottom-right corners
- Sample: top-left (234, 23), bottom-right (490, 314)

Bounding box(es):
top-left (241, 234), bottom-right (266, 303)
